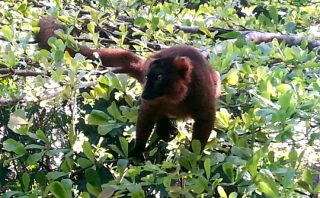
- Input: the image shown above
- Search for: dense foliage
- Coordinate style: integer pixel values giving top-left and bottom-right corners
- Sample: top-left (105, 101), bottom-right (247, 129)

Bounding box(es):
top-left (0, 0), bottom-right (320, 197)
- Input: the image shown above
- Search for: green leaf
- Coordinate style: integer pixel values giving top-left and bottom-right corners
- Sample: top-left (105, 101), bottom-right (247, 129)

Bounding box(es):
top-left (288, 148), bottom-right (298, 168)
top-left (87, 110), bottom-right (109, 125)
top-left (229, 192), bottom-right (238, 198)
top-left (97, 123), bottom-right (123, 135)
top-left (80, 192), bottom-right (91, 198)
top-left (119, 137), bottom-right (128, 157)
top-left (255, 173), bottom-right (280, 198)
top-left (166, 24), bottom-right (174, 34)
top-left (298, 180), bottom-right (312, 192)
top-left (231, 147), bottom-right (251, 160)
top-left (22, 173), bottom-right (30, 192)
top-left (315, 183), bottom-right (320, 193)
top-left (216, 108), bottom-right (231, 128)
top-left (278, 91), bottom-right (292, 110)
top-left (268, 5), bottom-right (278, 24)
top-left (235, 35), bottom-right (245, 48)
top-left (85, 169), bottom-right (101, 187)
top-left (17, 1), bottom-right (28, 14)
top-left (134, 17), bottom-right (148, 26)
top-left (77, 158), bottom-right (93, 169)
top-left (83, 141), bottom-right (95, 162)
top-left (119, 24), bottom-right (127, 33)
top-left (217, 186), bottom-right (227, 198)
top-left (191, 140), bottom-right (201, 155)
top-left (2, 25), bottom-right (14, 41)
top-left (27, 152), bottom-right (44, 165)
top-left (222, 162), bottom-right (234, 182)
top-left (60, 157), bottom-right (73, 172)
top-left (5, 50), bottom-right (16, 68)
top-left (151, 17), bottom-right (159, 30)
top-left (301, 39), bottom-right (308, 49)
top-left (285, 22), bottom-right (296, 33)
top-left (117, 159), bottom-right (129, 177)
top-left (109, 145), bottom-right (124, 157)
top-left (268, 151), bottom-right (274, 163)
top-left (86, 183), bottom-right (101, 196)
top-left (46, 148), bottom-right (69, 156)
top-left (105, 72), bottom-right (122, 89)
top-left (247, 149), bottom-right (263, 176)
top-left (226, 69), bottom-right (239, 85)
top-left (2, 191), bottom-right (23, 198)
top-left (127, 184), bottom-right (145, 198)
top-left (227, 130), bottom-right (238, 145)
top-left (276, 84), bottom-right (291, 93)
top-left (219, 31), bottom-right (240, 39)
top-left (87, 22), bottom-right (96, 34)
top-left (61, 179), bottom-right (73, 198)
top-left (107, 102), bottom-right (122, 120)
top-left (302, 169), bottom-right (313, 186)
top-left (98, 186), bottom-right (115, 198)
top-left (65, 36), bottom-right (80, 52)
top-left (191, 182), bottom-right (205, 193)
top-left (3, 139), bottom-right (27, 155)
top-left (53, 0), bottom-right (62, 9)
top-left (256, 108), bottom-right (274, 117)
top-left (199, 27), bottom-right (213, 37)
top-left (34, 130), bottom-right (49, 144)
top-left (51, 67), bottom-right (65, 82)
top-left (47, 171), bottom-right (67, 181)
top-left (49, 181), bottom-right (69, 198)
top-left (35, 171), bottom-right (47, 187)
top-left (204, 158), bottom-right (211, 179)
top-left (54, 50), bottom-right (65, 62)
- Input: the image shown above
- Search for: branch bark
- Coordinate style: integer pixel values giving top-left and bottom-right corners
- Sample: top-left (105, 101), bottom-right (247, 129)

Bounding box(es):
top-left (0, 68), bottom-right (46, 77)
top-left (116, 15), bottom-right (320, 50)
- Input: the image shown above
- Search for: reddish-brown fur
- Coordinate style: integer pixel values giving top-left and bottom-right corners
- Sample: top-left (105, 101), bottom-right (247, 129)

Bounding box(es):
top-left (37, 16), bottom-right (145, 82)
top-left (37, 16), bottom-right (221, 158)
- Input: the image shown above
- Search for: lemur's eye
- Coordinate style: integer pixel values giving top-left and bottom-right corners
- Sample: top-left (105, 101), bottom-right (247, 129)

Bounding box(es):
top-left (157, 74), bottom-right (163, 81)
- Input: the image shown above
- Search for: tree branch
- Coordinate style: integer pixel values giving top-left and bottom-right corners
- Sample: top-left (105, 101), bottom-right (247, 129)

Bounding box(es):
top-left (115, 15), bottom-right (320, 50)
top-left (0, 68), bottom-right (46, 77)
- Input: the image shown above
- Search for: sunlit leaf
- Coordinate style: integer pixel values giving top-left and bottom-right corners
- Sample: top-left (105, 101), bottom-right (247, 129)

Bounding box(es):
top-left (2, 25), bottom-right (14, 41)
top-left (217, 186), bottom-right (227, 198)
top-left (255, 173), bottom-right (280, 198)
top-left (204, 158), bottom-right (211, 179)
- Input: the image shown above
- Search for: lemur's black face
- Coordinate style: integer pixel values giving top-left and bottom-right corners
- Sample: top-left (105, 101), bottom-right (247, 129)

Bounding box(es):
top-left (142, 58), bottom-right (176, 100)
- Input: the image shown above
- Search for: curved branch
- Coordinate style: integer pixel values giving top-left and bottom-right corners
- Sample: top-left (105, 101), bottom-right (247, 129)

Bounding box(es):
top-left (115, 15), bottom-right (320, 50)
top-left (243, 31), bottom-right (320, 50)
top-left (175, 26), bottom-right (320, 50)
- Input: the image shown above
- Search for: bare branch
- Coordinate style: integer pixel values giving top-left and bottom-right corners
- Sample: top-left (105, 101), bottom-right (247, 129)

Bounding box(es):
top-left (0, 97), bottom-right (24, 107)
top-left (175, 26), bottom-right (320, 50)
top-left (115, 15), bottom-right (320, 50)
top-left (243, 31), bottom-right (320, 50)
top-left (0, 68), bottom-right (46, 77)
